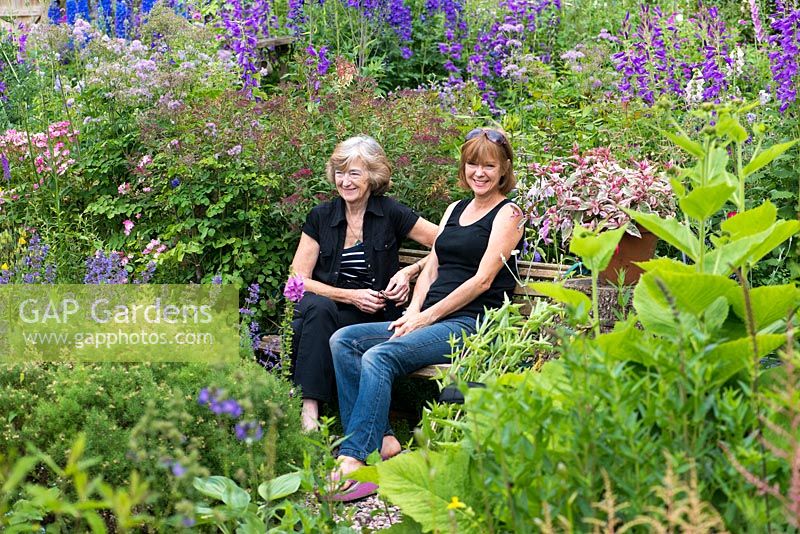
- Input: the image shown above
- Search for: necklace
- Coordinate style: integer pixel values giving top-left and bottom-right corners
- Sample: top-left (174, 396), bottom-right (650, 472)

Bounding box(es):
top-left (345, 217), bottom-right (363, 246)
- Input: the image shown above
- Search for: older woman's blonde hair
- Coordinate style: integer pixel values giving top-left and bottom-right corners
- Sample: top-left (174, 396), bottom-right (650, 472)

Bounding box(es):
top-left (457, 129), bottom-right (516, 195)
top-left (326, 136), bottom-right (392, 196)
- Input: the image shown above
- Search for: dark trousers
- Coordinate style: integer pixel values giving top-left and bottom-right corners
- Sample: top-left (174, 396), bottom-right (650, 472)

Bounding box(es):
top-left (291, 292), bottom-right (386, 403)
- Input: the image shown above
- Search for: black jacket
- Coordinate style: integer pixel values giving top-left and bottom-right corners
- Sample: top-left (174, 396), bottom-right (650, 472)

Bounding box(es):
top-left (301, 195), bottom-right (420, 309)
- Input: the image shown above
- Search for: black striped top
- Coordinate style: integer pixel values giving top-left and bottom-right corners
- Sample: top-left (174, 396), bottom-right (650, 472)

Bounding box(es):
top-left (338, 242), bottom-right (371, 289)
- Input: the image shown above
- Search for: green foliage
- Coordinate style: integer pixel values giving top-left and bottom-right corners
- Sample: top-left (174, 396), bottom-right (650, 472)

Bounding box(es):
top-left (0, 361), bottom-right (307, 518)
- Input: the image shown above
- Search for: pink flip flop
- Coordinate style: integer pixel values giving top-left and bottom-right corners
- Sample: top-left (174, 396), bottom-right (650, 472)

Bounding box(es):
top-left (324, 481), bottom-right (379, 502)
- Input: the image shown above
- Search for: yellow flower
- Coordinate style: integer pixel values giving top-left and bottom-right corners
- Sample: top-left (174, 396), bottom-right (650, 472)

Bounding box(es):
top-left (1, 263), bottom-right (7, 271)
top-left (447, 496), bottom-right (466, 510)
top-left (17, 236), bottom-right (25, 245)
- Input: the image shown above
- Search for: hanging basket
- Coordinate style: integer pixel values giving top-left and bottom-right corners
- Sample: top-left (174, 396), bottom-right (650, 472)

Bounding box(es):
top-left (600, 226), bottom-right (658, 286)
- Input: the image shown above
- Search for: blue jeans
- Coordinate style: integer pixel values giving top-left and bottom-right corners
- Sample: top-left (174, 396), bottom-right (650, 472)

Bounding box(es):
top-left (330, 316), bottom-right (476, 462)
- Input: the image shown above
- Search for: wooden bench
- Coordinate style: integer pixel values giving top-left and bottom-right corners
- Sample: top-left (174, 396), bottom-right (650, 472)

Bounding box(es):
top-left (260, 248), bottom-right (569, 378)
top-left (398, 248), bottom-right (568, 378)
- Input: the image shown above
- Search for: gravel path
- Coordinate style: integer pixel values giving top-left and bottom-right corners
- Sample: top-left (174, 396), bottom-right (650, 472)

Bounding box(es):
top-left (344, 494), bottom-right (402, 531)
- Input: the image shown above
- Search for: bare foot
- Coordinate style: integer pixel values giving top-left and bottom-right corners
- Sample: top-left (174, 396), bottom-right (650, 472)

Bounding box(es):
top-left (301, 398), bottom-right (319, 433)
top-left (380, 435), bottom-right (402, 460)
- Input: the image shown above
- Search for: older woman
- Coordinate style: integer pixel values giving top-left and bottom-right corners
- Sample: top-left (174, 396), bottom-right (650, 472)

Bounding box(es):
top-left (327, 128), bottom-right (524, 501)
top-left (289, 136), bottom-right (437, 433)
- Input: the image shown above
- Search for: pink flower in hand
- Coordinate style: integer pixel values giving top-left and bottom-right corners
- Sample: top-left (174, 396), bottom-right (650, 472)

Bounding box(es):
top-left (283, 275), bottom-right (305, 303)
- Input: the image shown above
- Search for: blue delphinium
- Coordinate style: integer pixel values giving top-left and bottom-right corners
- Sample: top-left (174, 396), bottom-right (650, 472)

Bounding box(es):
top-left (142, 0), bottom-right (156, 14)
top-left (115, 0), bottom-right (129, 39)
top-left (66, 0), bottom-right (77, 24)
top-left (77, 0), bottom-right (91, 21)
top-left (48, 1), bottom-right (61, 23)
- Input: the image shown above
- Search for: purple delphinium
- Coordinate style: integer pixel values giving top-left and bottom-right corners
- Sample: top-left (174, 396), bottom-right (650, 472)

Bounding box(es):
top-left (219, 0), bottom-right (278, 89)
top-left (768, 8), bottom-right (800, 112)
top-left (692, 5), bottom-right (732, 101)
top-left (1, 154), bottom-right (9, 181)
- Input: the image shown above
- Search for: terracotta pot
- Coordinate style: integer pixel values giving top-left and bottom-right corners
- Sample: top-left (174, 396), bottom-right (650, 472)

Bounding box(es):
top-left (600, 227), bottom-right (658, 285)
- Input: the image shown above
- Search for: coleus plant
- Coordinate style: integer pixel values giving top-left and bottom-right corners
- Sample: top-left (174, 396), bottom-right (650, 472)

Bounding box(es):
top-left (520, 147), bottom-right (676, 245)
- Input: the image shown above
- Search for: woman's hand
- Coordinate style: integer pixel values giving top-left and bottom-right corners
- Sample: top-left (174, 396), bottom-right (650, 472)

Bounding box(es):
top-left (350, 289), bottom-right (386, 314)
top-left (389, 310), bottom-right (432, 339)
top-left (382, 269), bottom-right (412, 304)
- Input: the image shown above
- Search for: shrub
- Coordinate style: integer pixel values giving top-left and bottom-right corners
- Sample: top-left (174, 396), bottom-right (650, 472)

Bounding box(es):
top-left (0, 360), bottom-right (307, 516)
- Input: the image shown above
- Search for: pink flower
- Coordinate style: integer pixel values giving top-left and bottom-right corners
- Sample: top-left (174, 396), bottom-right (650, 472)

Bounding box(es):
top-left (118, 182), bottom-right (131, 195)
top-left (284, 275), bottom-right (305, 303)
top-left (123, 219), bottom-right (135, 236)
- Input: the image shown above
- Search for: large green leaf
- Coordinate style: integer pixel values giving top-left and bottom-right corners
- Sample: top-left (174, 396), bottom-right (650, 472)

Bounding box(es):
top-left (741, 219), bottom-right (800, 266)
top-left (636, 258), bottom-right (696, 275)
top-left (743, 140), bottom-right (798, 177)
top-left (626, 211), bottom-right (700, 261)
top-left (375, 448), bottom-right (472, 533)
top-left (709, 334), bottom-right (788, 384)
top-left (257, 472), bottom-right (301, 502)
top-left (569, 225), bottom-right (627, 272)
top-left (194, 476), bottom-right (250, 511)
top-left (727, 285), bottom-right (800, 331)
top-left (720, 201), bottom-right (776, 240)
top-left (662, 130), bottom-right (704, 158)
top-left (705, 147), bottom-right (735, 186)
top-left (596, 319), bottom-right (654, 366)
top-left (633, 271), bottom-right (737, 335)
top-left (193, 476), bottom-right (230, 501)
top-left (678, 183), bottom-right (736, 221)
top-left (528, 282), bottom-right (591, 323)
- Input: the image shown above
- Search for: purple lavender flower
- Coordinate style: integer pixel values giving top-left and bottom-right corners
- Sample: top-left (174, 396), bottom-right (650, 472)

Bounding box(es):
top-left (212, 274), bottom-right (222, 285)
top-left (283, 275), bottom-right (304, 303)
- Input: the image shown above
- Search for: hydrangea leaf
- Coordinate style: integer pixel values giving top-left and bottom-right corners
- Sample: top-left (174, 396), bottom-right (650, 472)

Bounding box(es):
top-left (726, 285), bottom-right (800, 331)
top-left (678, 183), bottom-right (736, 221)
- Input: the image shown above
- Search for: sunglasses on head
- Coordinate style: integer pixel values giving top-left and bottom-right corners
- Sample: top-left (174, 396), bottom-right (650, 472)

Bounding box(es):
top-left (465, 128), bottom-right (509, 146)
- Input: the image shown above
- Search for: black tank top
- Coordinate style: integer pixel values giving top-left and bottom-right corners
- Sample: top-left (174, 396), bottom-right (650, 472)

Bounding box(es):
top-left (422, 198), bottom-right (522, 320)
